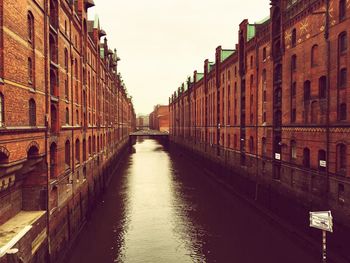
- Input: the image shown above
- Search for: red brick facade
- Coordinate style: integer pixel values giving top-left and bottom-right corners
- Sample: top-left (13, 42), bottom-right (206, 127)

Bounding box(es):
top-left (170, 0), bottom-right (350, 227)
top-left (0, 0), bottom-right (135, 262)
top-left (149, 105), bottom-right (169, 132)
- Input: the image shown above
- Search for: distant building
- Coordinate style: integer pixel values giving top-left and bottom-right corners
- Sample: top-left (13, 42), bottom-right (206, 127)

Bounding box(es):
top-left (136, 115), bottom-right (149, 130)
top-left (150, 105), bottom-right (169, 132)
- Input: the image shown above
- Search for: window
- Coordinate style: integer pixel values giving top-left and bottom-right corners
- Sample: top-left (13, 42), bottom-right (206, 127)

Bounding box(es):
top-left (311, 45), bottom-right (319, 67)
top-left (250, 56), bottom-right (253, 68)
top-left (291, 28), bottom-right (296, 47)
top-left (263, 112), bottom-right (266, 123)
top-left (234, 134), bottom-right (237, 148)
top-left (304, 81), bottom-right (311, 101)
top-left (28, 12), bottom-right (34, 43)
top-left (291, 55), bottom-right (297, 71)
top-left (75, 139), bottom-right (80, 164)
top-left (303, 148), bottom-right (310, 168)
top-left (339, 0), bottom-right (346, 21)
top-left (65, 108), bottom-right (69, 124)
top-left (336, 143), bottom-right (347, 175)
top-left (262, 47), bottom-right (267, 61)
top-left (65, 140), bottom-right (70, 169)
top-left (83, 139), bottom-right (86, 162)
top-left (339, 68), bottom-right (347, 88)
top-left (0, 94), bottom-right (3, 127)
top-left (339, 103), bottom-right (347, 120)
top-left (292, 82), bottom-right (296, 98)
top-left (250, 75), bottom-right (253, 88)
top-left (28, 58), bottom-right (33, 84)
top-left (319, 76), bottom-right (327, 99)
top-left (291, 140), bottom-right (297, 160)
top-left (339, 32), bottom-right (347, 54)
top-left (29, 99), bottom-right (36, 126)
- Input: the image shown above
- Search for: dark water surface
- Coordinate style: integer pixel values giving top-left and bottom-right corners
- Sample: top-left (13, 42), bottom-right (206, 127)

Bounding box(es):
top-left (67, 139), bottom-right (318, 263)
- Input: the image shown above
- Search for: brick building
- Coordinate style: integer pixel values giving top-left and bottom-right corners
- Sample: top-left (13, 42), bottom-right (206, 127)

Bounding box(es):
top-left (0, 0), bottom-right (135, 262)
top-left (170, 0), bottom-right (350, 229)
top-left (149, 105), bottom-right (169, 132)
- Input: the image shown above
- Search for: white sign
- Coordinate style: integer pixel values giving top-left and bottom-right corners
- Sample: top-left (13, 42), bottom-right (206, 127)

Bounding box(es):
top-left (275, 153), bottom-right (281, 160)
top-left (320, 160), bottom-right (327, 167)
top-left (310, 211), bottom-right (333, 232)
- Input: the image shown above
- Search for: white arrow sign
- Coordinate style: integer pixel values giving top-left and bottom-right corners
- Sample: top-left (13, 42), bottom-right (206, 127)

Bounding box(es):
top-left (309, 211), bottom-right (333, 233)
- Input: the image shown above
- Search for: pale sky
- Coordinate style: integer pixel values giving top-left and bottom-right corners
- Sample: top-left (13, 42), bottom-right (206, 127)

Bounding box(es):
top-left (89, 1), bottom-right (269, 115)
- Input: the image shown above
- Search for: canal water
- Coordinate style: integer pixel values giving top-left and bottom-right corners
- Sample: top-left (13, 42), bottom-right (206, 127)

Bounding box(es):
top-left (67, 139), bottom-right (318, 263)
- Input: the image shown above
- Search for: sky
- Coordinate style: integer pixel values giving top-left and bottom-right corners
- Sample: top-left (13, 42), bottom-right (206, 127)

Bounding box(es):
top-left (89, 1), bottom-right (269, 115)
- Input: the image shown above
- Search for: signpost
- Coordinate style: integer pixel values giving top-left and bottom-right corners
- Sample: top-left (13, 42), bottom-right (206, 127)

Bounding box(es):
top-left (309, 211), bottom-right (333, 263)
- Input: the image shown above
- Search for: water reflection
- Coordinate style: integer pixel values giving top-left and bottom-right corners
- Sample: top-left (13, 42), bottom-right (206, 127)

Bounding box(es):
top-left (68, 139), bottom-right (318, 263)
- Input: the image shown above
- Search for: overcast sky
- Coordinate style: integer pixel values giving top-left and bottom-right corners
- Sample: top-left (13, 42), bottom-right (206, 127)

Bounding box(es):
top-left (89, 1), bottom-right (269, 115)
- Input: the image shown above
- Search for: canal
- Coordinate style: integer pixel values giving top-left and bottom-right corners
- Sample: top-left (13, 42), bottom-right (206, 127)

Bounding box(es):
top-left (67, 139), bottom-right (318, 263)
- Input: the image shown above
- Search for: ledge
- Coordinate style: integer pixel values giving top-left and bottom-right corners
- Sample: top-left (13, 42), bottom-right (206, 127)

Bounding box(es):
top-left (0, 211), bottom-right (46, 257)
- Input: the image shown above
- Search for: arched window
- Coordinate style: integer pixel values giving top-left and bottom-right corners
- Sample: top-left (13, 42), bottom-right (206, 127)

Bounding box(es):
top-left (303, 148), bottom-right (311, 168)
top-left (65, 140), bottom-right (70, 169)
top-left (27, 12), bottom-right (34, 44)
top-left (0, 93), bottom-right (4, 126)
top-left (339, 68), bottom-right (347, 88)
top-left (262, 137), bottom-right (267, 156)
top-left (291, 28), bottom-right (297, 47)
top-left (318, 149), bottom-right (327, 172)
top-left (304, 80), bottom-right (311, 101)
top-left (311, 45), bottom-right (319, 67)
top-left (65, 108), bottom-right (69, 125)
top-left (290, 140), bottom-right (297, 160)
top-left (336, 143), bottom-right (347, 175)
top-left (339, 32), bottom-right (347, 54)
top-left (339, 103), bottom-right (347, 120)
top-left (75, 139), bottom-right (80, 164)
top-left (49, 0), bottom-right (58, 29)
top-left (291, 55), bottom-right (297, 71)
top-left (29, 99), bottom-right (36, 126)
top-left (319, 76), bottom-right (327, 99)
top-left (339, 0), bottom-right (346, 21)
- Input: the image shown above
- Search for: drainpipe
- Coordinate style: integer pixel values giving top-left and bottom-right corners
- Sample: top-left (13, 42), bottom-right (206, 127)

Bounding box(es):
top-left (325, 0), bottom-right (330, 204)
top-left (43, 0), bottom-right (50, 260)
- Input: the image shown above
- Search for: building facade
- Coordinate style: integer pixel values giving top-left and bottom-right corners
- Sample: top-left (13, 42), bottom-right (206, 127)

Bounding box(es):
top-left (0, 0), bottom-right (135, 262)
top-left (170, 0), bottom-right (350, 228)
top-left (149, 105), bottom-right (169, 132)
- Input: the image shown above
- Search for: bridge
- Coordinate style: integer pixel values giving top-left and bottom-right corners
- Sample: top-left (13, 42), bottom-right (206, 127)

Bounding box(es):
top-left (129, 130), bottom-right (169, 146)
top-left (130, 130), bottom-right (169, 137)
